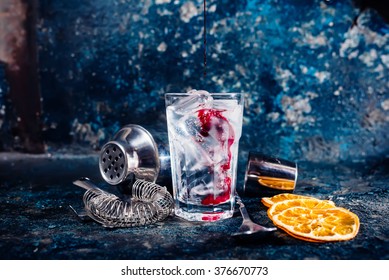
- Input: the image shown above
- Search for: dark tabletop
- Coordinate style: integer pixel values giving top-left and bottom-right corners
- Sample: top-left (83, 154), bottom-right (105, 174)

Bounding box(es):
top-left (0, 153), bottom-right (387, 260)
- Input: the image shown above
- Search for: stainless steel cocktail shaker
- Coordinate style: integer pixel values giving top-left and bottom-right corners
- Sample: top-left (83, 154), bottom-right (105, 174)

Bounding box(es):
top-left (98, 124), bottom-right (171, 193)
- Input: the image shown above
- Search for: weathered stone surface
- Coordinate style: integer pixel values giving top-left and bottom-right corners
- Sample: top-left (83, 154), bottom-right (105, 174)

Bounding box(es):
top-left (0, 156), bottom-right (387, 259)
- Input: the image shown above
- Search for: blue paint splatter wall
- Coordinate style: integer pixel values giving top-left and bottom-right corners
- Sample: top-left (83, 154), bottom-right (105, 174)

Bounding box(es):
top-left (0, 65), bottom-right (7, 145)
top-left (0, 0), bottom-right (388, 162)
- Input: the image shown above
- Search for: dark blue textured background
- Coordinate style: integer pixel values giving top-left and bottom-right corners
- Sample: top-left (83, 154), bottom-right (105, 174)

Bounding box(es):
top-left (0, 63), bottom-right (9, 147)
top-left (1, 0), bottom-right (388, 162)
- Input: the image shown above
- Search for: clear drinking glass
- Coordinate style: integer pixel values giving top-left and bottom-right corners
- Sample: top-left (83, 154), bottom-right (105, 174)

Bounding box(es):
top-left (165, 91), bottom-right (244, 222)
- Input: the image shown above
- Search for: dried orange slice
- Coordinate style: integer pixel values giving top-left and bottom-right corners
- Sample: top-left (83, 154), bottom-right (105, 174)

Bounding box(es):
top-left (267, 198), bottom-right (336, 219)
top-left (258, 176), bottom-right (295, 190)
top-left (261, 193), bottom-right (319, 208)
top-left (271, 206), bottom-right (360, 242)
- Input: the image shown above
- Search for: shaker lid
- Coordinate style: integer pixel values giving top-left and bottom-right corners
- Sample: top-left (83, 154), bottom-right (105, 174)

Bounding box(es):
top-left (99, 124), bottom-right (160, 187)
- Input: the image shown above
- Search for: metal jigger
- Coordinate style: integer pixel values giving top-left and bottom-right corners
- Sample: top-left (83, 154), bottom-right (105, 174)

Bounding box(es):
top-left (243, 152), bottom-right (298, 197)
top-left (99, 124), bottom-right (171, 194)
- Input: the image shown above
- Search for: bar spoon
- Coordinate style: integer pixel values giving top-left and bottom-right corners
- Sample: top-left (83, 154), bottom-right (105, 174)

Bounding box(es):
top-left (232, 193), bottom-right (277, 239)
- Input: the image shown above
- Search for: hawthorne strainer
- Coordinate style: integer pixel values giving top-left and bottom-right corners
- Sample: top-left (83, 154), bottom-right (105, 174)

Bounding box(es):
top-left (73, 177), bottom-right (173, 228)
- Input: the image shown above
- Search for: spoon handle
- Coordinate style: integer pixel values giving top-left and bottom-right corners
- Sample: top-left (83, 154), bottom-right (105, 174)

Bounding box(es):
top-left (73, 177), bottom-right (99, 190)
top-left (235, 194), bottom-right (251, 222)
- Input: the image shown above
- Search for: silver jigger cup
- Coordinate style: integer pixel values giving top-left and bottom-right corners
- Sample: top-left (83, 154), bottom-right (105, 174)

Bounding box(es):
top-left (244, 152), bottom-right (298, 197)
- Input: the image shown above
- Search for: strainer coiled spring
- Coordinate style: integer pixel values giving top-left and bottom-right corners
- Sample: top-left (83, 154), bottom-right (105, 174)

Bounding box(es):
top-left (73, 178), bottom-right (174, 228)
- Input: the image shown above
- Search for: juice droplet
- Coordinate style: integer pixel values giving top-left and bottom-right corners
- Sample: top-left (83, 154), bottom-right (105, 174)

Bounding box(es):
top-left (203, 0), bottom-right (207, 77)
